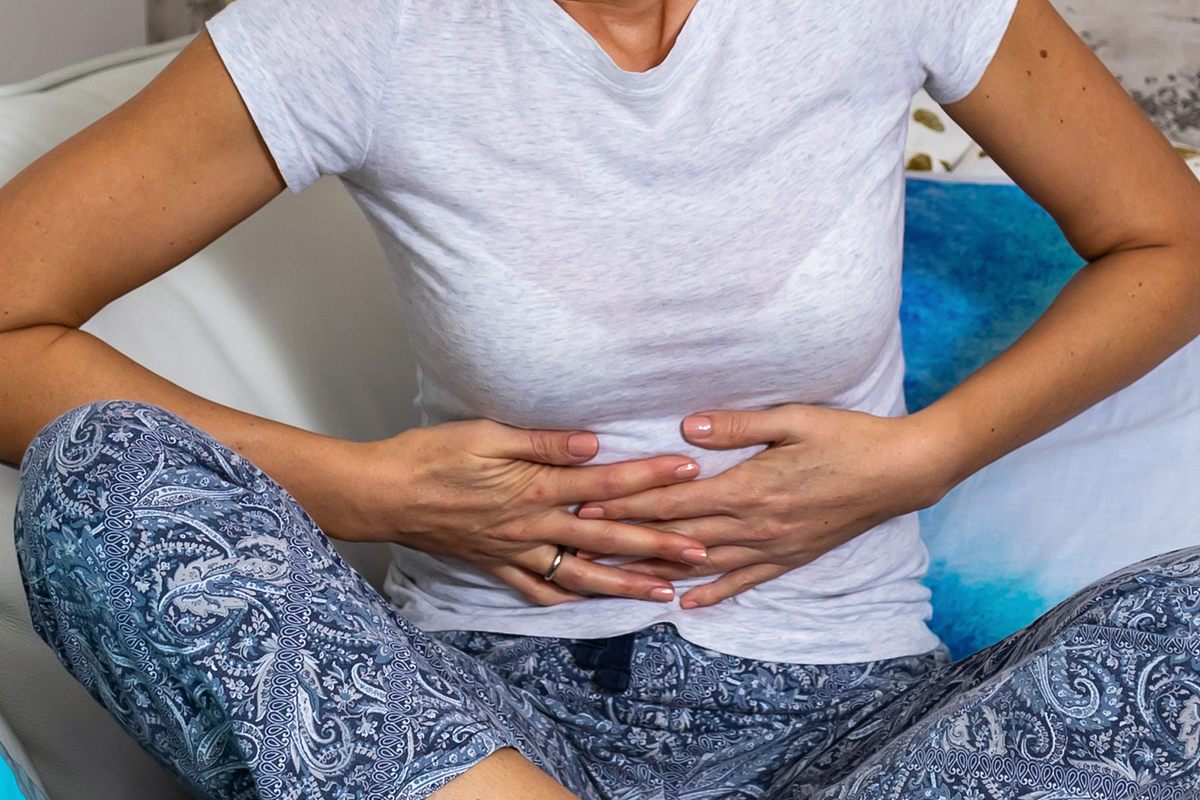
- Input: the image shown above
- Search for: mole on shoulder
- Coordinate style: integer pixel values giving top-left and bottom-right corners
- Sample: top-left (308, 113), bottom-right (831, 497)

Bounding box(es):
top-left (1039, 49), bottom-right (1048, 58)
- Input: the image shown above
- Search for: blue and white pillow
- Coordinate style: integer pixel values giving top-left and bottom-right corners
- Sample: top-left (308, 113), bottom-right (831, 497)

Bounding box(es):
top-left (901, 174), bottom-right (1200, 659)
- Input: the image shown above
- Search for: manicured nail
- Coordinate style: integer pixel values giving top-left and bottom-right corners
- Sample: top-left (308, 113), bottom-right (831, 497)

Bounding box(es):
top-left (567, 433), bottom-right (597, 457)
top-left (674, 461), bottom-right (699, 478)
top-left (680, 598), bottom-right (699, 609)
top-left (683, 415), bottom-right (713, 439)
top-left (577, 505), bottom-right (604, 519)
top-left (681, 548), bottom-right (708, 565)
top-left (649, 587), bottom-right (675, 601)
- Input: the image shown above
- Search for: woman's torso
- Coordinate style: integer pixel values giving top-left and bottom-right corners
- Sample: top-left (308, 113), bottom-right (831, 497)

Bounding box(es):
top-left (341, 0), bottom-right (940, 662)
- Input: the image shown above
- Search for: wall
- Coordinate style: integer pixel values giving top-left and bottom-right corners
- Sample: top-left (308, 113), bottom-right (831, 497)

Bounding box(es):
top-left (0, 0), bottom-right (1196, 145)
top-left (0, 0), bottom-right (145, 84)
top-left (1053, 0), bottom-right (1200, 147)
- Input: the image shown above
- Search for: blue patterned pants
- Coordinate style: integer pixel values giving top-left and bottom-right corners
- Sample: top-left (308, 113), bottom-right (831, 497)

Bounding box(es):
top-left (13, 400), bottom-right (1200, 799)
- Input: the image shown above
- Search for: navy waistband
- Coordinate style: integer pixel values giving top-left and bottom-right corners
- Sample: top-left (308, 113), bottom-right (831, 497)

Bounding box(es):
top-left (567, 631), bottom-right (637, 692)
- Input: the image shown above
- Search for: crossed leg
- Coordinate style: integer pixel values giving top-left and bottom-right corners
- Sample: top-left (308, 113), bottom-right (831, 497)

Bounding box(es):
top-left (774, 547), bottom-right (1200, 798)
top-left (14, 399), bottom-right (587, 800)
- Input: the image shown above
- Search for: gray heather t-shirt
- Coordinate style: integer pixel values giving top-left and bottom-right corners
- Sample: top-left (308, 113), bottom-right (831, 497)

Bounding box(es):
top-left (205, 0), bottom-right (1018, 663)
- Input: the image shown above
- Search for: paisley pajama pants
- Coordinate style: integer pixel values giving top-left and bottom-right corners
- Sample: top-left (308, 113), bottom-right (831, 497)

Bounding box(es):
top-left (13, 399), bottom-right (1200, 799)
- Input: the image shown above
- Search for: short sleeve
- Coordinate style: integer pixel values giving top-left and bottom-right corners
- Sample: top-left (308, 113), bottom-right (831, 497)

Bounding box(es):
top-left (204, 0), bottom-right (403, 193)
top-left (912, 0), bottom-right (1020, 105)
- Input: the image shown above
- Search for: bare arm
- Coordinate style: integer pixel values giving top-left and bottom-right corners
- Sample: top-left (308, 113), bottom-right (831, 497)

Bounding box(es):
top-left (0, 30), bottom-right (710, 601)
top-left (0, 30), bottom-right (370, 525)
top-left (911, 0), bottom-right (1200, 491)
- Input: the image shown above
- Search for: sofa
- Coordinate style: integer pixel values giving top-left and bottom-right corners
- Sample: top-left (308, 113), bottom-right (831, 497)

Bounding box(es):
top-left (4, 34), bottom-right (1200, 800)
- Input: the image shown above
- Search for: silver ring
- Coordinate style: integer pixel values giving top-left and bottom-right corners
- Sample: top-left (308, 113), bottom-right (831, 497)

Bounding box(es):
top-left (543, 545), bottom-right (567, 581)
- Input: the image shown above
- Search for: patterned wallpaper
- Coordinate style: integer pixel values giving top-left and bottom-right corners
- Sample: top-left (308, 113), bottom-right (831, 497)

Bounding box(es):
top-left (1054, 0), bottom-right (1200, 147)
top-left (146, 0), bottom-right (1200, 146)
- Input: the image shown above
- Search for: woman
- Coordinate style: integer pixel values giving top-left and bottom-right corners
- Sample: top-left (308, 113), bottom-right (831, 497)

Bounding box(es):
top-left (4, 0), bottom-right (1200, 797)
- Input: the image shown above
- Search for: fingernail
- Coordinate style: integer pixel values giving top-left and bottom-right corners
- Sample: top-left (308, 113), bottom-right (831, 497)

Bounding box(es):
top-left (674, 461), bottom-right (698, 478)
top-left (577, 505), bottom-right (604, 519)
top-left (567, 433), bottom-right (597, 458)
top-left (683, 415), bottom-right (713, 439)
top-left (680, 598), bottom-right (699, 609)
top-left (649, 587), bottom-right (675, 601)
top-left (681, 548), bottom-right (708, 565)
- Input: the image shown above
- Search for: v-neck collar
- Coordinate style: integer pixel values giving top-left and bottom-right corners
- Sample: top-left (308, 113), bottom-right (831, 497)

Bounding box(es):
top-left (517, 0), bottom-right (726, 96)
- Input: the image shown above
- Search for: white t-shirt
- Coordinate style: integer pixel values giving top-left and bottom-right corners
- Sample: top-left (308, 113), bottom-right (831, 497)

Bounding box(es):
top-left (205, 0), bottom-right (1019, 663)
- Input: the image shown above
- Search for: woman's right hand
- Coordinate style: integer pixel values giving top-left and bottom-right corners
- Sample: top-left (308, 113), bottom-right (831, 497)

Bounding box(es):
top-left (321, 418), bottom-right (709, 606)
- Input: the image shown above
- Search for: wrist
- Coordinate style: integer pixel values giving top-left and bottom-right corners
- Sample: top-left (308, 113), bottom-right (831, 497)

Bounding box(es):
top-left (901, 400), bottom-right (972, 509)
top-left (254, 430), bottom-right (377, 540)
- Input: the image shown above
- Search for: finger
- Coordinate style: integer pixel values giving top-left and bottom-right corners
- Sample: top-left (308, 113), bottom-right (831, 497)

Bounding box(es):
top-left (547, 454), bottom-right (700, 506)
top-left (617, 558), bottom-right (716, 581)
top-left (575, 478), bottom-right (732, 522)
top-left (678, 563), bottom-right (791, 609)
top-left (595, 515), bottom-right (743, 548)
top-left (619, 545), bottom-right (762, 580)
top-left (681, 406), bottom-right (802, 449)
top-left (541, 511), bottom-right (710, 565)
top-left (542, 552), bottom-right (678, 603)
top-left (492, 563), bottom-right (588, 606)
top-left (482, 421), bottom-right (601, 465)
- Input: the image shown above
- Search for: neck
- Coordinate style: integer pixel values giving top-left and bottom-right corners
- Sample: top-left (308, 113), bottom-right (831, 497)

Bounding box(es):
top-left (554, 0), bottom-right (698, 72)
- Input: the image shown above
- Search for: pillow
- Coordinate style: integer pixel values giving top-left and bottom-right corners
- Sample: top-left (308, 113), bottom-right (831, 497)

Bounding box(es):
top-left (901, 174), bottom-right (1200, 659)
top-left (903, 89), bottom-right (976, 173)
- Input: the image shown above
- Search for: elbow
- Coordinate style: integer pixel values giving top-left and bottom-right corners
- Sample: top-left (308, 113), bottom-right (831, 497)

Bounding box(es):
top-left (0, 322), bottom-right (78, 359)
top-left (0, 300), bottom-right (87, 337)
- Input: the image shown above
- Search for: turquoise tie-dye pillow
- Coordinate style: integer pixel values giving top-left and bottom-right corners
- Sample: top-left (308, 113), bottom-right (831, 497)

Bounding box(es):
top-left (900, 175), bottom-right (1200, 660)
top-left (900, 177), bottom-right (1086, 414)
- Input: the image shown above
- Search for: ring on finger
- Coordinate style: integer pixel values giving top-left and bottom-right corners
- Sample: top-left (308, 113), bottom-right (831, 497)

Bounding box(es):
top-left (543, 545), bottom-right (567, 581)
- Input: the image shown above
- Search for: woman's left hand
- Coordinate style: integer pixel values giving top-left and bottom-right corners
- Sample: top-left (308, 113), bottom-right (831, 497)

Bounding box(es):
top-left (574, 404), bottom-right (960, 609)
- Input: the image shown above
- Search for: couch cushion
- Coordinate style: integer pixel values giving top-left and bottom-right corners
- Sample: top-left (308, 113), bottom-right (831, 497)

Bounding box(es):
top-left (0, 710), bottom-right (47, 800)
top-left (902, 173), bottom-right (1200, 658)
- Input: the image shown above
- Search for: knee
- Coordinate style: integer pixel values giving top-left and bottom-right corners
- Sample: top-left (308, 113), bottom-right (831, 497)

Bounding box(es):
top-left (14, 398), bottom-right (263, 589)
top-left (21, 400), bottom-right (169, 538)
top-left (14, 399), bottom-right (294, 648)
top-left (19, 398), bottom-right (185, 486)
top-left (1071, 547), bottom-right (1200, 642)
top-left (14, 400), bottom-right (156, 653)
top-left (17, 399), bottom-right (141, 536)
top-left (18, 397), bottom-right (266, 503)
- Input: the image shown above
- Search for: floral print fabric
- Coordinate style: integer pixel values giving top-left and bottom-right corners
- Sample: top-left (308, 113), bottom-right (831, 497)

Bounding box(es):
top-left (13, 400), bottom-right (1200, 799)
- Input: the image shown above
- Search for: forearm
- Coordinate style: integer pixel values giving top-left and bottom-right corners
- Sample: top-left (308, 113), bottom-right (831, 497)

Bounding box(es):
top-left (0, 324), bottom-right (361, 530)
top-left (914, 238), bottom-right (1200, 496)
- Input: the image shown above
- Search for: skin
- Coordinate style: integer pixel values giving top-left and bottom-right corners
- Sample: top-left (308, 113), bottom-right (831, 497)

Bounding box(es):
top-left (571, 0), bottom-right (1200, 611)
top-left (1, 0), bottom-right (1198, 796)
top-left (0, 16), bottom-right (714, 610)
